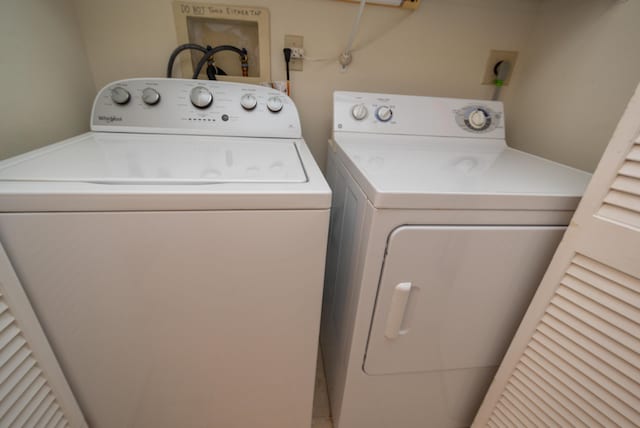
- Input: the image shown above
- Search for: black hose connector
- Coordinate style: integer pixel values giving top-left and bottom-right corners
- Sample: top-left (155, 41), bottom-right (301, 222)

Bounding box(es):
top-left (192, 46), bottom-right (248, 79)
top-left (166, 43), bottom-right (209, 78)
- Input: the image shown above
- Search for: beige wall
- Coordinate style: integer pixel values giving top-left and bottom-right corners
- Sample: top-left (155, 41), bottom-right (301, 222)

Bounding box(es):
top-left (0, 0), bottom-right (96, 160)
top-left (73, 0), bottom-right (541, 169)
top-left (6, 0), bottom-right (634, 171)
top-left (504, 0), bottom-right (640, 172)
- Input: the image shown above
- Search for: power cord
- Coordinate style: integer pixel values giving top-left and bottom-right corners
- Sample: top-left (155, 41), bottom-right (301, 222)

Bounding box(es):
top-left (283, 48), bottom-right (292, 96)
top-left (492, 60), bottom-right (511, 101)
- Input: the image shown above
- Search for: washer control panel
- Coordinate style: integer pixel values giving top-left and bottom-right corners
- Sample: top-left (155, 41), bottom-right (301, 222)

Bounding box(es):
top-left (334, 91), bottom-right (505, 139)
top-left (92, 78), bottom-right (300, 138)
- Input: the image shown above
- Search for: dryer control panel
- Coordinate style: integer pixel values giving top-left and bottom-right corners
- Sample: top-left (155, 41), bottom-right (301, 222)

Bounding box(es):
top-left (334, 91), bottom-right (505, 139)
top-left (92, 78), bottom-right (301, 139)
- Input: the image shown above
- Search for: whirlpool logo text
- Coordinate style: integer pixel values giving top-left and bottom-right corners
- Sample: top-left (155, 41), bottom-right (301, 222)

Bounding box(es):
top-left (98, 115), bottom-right (123, 123)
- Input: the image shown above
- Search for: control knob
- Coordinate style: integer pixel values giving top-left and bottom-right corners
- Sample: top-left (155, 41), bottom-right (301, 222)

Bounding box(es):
top-left (351, 104), bottom-right (368, 121)
top-left (190, 86), bottom-right (213, 109)
top-left (468, 109), bottom-right (488, 130)
top-left (267, 96), bottom-right (283, 113)
top-left (240, 93), bottom-right (258, 111)
top-left (111, 86), bottom-right (130, 105)
top-left (142, 87), bottom-right (161, 106)
top-left (375, 105), bottom-right (393, 122)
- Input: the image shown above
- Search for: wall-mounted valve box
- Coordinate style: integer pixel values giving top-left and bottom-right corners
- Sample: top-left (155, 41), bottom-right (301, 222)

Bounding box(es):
top-left (173, 1), bottom-right (271, 84)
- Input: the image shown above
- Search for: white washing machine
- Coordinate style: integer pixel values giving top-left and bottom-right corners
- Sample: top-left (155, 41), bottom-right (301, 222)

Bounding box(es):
top-left (0, 78), bottom-right (331, 427)
top-left (321, 91), bottom-right (592, 428)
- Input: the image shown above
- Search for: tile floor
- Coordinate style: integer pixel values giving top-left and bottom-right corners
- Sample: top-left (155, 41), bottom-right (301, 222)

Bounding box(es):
top-left (312, 351), bottom-right (333, 428)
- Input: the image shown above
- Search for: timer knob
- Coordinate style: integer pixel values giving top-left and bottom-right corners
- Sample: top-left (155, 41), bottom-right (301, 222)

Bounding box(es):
top-left (190, 86), bottom-right (213, 109)
top-left (468, 109), bottom-right (488, 130)
top-left (375, 105), bottom-right (393, 122)
top-left (351, 104), bottom-right (368, 121)
top-left (240, 93), bottom-right (258, 111)
top-left (111, 86), bottom-right (130, 105)
top-left (267, 96), bottom-right (283, 113)
top-left (142, 87), bottom-right (161, 106)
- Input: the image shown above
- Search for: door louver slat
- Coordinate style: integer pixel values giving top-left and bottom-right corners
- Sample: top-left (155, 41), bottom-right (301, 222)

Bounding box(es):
top-left (521, 353), bottom-right (605, 427)
top-left (2, 377), bottom-right (47, 427)
top-left (512, 364), bottom-right (576, 426)
top-left (0, 292), bottom-right (72, 428)
top-left (509, 373), bottom-right (553, 425)
top-left (566, 261), bottom-right (640, 309)
top-left (546, 303), bottom-right (640, 370)
top-left (35, 402), bottom-right (59, 428)
top-left (503, 384), bottom-right (550, 426)
top-left (13, 384), bottom-right (50, 428)
top-left (25, 393), bottom-right (56, 428)
top-left (540, 316), bottom-right (640, 385)
top-left (499, 393), bottom-right (534, 427)
top-left (598, 143), bottom-right (640, 229)
top-left (626, 143), bottom-right (640, 161)
top-left (618, 159), bottom-right (640, 179)
top-left (48, 409), bottom-right (64, 427)
top-left (483, 255), bottom-right (640, 428)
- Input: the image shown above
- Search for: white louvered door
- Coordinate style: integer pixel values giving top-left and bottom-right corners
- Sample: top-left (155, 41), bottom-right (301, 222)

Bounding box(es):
top-left (472, 83), bottom-right (640, 427)
top-left (0, 243), bottom-right (86, 428)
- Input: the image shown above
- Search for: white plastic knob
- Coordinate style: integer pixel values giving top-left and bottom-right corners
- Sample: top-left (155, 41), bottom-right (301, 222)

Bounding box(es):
top-left (111, 86), bottom-right (130, 105)
top-left (142, 87), bottom-right (161, 106)
top-left (375, 105), bottom-right (393, 122)
top-left (267, 96), bottom-right (283, 113)
top-left (190, 86), bottom-right (213, 109)
top-left (468, 109), bottom-right (487, 129)
top-left (240, 94), bottom-right (258, 111)
top-left (351, 104), bottom-right (368, 121)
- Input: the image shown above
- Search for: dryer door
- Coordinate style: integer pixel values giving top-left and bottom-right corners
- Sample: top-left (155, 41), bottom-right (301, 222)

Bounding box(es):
top-left (364, 225), bottom-right (564, 375)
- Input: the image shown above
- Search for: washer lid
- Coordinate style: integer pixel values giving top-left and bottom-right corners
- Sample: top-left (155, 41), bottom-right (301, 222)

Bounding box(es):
top-left (332, 133), bottom-right (592, 210)
top-left (0, 133), bottom-right (331, 212)
top-left (0, 133), bottom-right (306, 184)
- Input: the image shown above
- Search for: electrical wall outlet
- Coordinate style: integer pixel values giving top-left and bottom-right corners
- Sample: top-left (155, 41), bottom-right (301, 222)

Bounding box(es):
top-left (284, 35), bottom-right (304, 72)
top-left (290, 48), bottom-right (304, 60)
top-left (482, 50), bottom-right (518, 86)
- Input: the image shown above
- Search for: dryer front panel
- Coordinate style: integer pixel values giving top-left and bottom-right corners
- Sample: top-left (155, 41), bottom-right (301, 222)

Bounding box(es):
top-left (364, 225), bottom-right (564, 376)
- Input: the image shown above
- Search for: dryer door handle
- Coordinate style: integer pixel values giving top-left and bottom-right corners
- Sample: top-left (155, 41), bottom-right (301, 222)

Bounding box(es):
top-left (384, 282), bottom-right (412, 339)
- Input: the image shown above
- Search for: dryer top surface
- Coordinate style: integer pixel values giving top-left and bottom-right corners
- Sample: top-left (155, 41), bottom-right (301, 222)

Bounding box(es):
top-left (332, 133), bottom-right (591, 210)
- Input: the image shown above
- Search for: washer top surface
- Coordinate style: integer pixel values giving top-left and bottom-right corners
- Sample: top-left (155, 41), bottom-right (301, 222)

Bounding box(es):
top-left (332, 91), bottom-right (591, 211)
top-left (0, 133), bottom-right (306, 185)
top-left (0, 79), bottom-right (330, 212)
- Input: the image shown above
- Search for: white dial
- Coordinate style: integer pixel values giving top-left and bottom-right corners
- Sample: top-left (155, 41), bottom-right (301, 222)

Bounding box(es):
top-left (190, 86), bottom-right (213, 109)
top-left (240, 93), bottom-right (258, 111)
top-left (351, 104), bottom-right (368, 120)
top-left (267, 96), bottom-right (283, 113)
top-left (468, 109), bottom-right (487, 129)
top-left (375, 105), bottom-right (393, 122)
top-left (142, 87), bottom-right (160, 106)
top-left (111, 86), bottom-right (130, 105)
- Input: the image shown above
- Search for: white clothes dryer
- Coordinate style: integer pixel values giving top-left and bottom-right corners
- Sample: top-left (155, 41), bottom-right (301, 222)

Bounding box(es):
top-left (321, 91), bottom-right (591, 428)
top-left (0, 78), bottom-right (331, 427)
